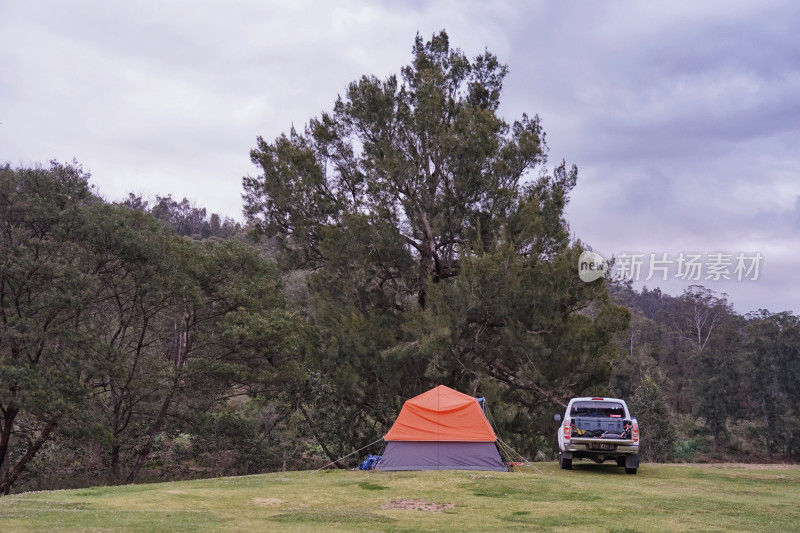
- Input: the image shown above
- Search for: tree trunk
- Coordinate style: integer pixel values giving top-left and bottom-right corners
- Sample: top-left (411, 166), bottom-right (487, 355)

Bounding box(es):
top-left (125, 310), bottom-right (192, 484)
top-left (0, 418), bottom-right (57, 495)
top-left (298, 404), bottom-right (345, 469)
top-left (417, 249), bottom-right (433, 309)
top-left (125, 378), bottom-right (179, 484)
top-left (763, 402), bottom-right (772, 459)
top-left (110, 442), bottom-right (121, 484)
top-left (0, 407), bottom-right (19, 476)
top-left (415, 206), bottom-right (438, 309)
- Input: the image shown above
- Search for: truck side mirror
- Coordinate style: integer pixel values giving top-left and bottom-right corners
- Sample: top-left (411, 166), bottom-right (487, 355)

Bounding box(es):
top-left (553, 414), bottom-right (562, 422)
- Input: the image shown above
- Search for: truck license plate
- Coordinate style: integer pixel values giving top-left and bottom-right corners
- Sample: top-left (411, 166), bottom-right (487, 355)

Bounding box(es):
top-left (591, 443), bottom-right (614, 450)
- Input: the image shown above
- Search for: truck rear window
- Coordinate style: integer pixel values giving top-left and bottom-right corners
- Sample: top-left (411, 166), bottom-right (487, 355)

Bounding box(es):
top-left (570, 401), bottom-right (625, 418)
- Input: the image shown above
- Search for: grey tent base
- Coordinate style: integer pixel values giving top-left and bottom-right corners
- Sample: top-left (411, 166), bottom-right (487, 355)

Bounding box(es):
top-left (375, 441), bottom-right (507, 471)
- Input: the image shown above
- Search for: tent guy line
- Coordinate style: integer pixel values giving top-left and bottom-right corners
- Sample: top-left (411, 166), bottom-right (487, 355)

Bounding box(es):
top-left (310, 437), bottom-right (385, 474)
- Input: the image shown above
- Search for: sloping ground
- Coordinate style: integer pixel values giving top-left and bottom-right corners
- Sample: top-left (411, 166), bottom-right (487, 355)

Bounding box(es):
top-left (0, 463), bottom-right (798, 532)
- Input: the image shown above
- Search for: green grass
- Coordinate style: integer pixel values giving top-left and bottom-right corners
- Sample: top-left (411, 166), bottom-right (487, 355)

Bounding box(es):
top-left (1, 463), bottom-right (799, 532)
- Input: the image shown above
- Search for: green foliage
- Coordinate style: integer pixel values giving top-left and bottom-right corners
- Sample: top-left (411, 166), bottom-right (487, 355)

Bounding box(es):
top-left (119, 193), bottom-right (240, 239)
top-left (0, 161), bottom-right (99, 493)
top-left (610, 311), bottom-right (667, 398)
top-left (7, 31), bottom-right (800, 492)
top-left (611, 282), bottom-right (800, 462)
top-left (0, 162), bottom-right (300, 493)
top-left (745, 311), bottom-right (800, 458)
top-left (242, 31), bottom-right (629, 459)
top-left (629, 375), bottom-right (677, 462)
top-left (673, 439), bottom-right (698, 462)
top-left (691, 321), bottom-right (743, 452)
top-left (407, 241), bottom-right (629, 456)
top-left (244, 30), bottom-right (549, 294)
top-left (190, 410), bottom-right (271, 475)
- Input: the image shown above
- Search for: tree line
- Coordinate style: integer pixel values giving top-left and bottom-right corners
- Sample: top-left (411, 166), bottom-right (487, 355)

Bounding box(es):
top-left (611, 282), bottom-right (800, 462)
top-left (1, 32), bottom-right (797, 493)
top-left (0, 162), bottom-right (303, 493)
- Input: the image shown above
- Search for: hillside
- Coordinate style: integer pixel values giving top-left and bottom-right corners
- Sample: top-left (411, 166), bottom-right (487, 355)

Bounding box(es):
top-left (1, 463), bottom-right (798, 532)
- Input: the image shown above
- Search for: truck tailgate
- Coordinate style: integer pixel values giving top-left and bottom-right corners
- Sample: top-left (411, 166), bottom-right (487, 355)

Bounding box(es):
top-left (571, 437), bottom-right (635, 447)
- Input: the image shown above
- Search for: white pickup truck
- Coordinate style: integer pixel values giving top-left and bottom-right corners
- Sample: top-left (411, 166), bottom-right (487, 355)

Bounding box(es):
top-left (554, 397), bottom-right (640, 474)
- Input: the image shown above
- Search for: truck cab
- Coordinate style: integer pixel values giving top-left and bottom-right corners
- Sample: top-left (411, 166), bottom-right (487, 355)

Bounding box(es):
top-left (555, 397), bottom-right (640, 474)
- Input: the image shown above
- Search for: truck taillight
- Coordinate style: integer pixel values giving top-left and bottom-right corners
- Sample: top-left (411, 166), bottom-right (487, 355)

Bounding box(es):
top-left (563, 423), bottom-right (571, 440)
top-left (632, 419), bottom-right (639, 443)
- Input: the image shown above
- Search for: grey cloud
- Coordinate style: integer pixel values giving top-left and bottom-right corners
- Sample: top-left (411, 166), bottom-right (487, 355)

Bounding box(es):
top-left (1, 0), bottom-right (798, 313)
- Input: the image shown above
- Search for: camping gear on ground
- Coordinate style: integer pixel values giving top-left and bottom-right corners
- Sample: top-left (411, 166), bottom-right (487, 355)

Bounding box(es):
top-left (375, 385), bottom-right (507, 471)
top-left (359, 454), bottom-right (382, 470)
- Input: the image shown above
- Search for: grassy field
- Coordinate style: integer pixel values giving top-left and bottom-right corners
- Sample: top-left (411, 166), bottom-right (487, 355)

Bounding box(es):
top-left (1, 462), bottom-right (798, 532)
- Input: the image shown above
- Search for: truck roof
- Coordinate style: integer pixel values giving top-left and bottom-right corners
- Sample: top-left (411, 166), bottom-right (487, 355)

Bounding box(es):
top-left (568, 397), bottom-right (628, 404)
top-left (565, 397), bottom-right (632, 418)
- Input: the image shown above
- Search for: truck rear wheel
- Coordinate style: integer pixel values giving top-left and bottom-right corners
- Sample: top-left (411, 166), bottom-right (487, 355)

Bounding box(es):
top-left (625, 467), bottom-right (637, 474)
top-left (559, 453), bottom-right (572, 470)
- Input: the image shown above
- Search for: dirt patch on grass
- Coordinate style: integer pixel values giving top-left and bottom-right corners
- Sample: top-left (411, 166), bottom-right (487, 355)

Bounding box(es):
top-left (673, 463), bottom-right (797, 470)
top-left (253, 497), bottom-right (285, 507)
top-left (381, 499), bottom-right (455, 512)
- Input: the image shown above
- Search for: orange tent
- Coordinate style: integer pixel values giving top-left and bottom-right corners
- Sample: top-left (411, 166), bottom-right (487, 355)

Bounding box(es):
top-left (384, 385), bottom-right (497, 441)
top-left (376, 385), bottom-right (507, 471)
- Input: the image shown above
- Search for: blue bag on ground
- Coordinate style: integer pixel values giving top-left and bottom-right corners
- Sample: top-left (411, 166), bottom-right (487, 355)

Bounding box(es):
top-left (359, 454), bottom-right (382, 470)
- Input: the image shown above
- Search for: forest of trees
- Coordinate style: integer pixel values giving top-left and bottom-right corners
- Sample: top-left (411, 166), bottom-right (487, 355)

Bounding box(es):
top-left (611, 282), bottom-right (800, 462)
top-left (1, 32), bottom-right (798, 494)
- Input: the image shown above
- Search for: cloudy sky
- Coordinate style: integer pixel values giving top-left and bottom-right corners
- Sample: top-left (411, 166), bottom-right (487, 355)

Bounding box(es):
top-left (2, 1), bottom-right (798, 314)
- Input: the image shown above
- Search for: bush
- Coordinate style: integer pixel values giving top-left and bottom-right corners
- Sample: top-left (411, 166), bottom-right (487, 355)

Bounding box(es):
top-left (673, 440), bottom-right (697, 462)
top-left (629, 375), bottom-right (677, 462)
